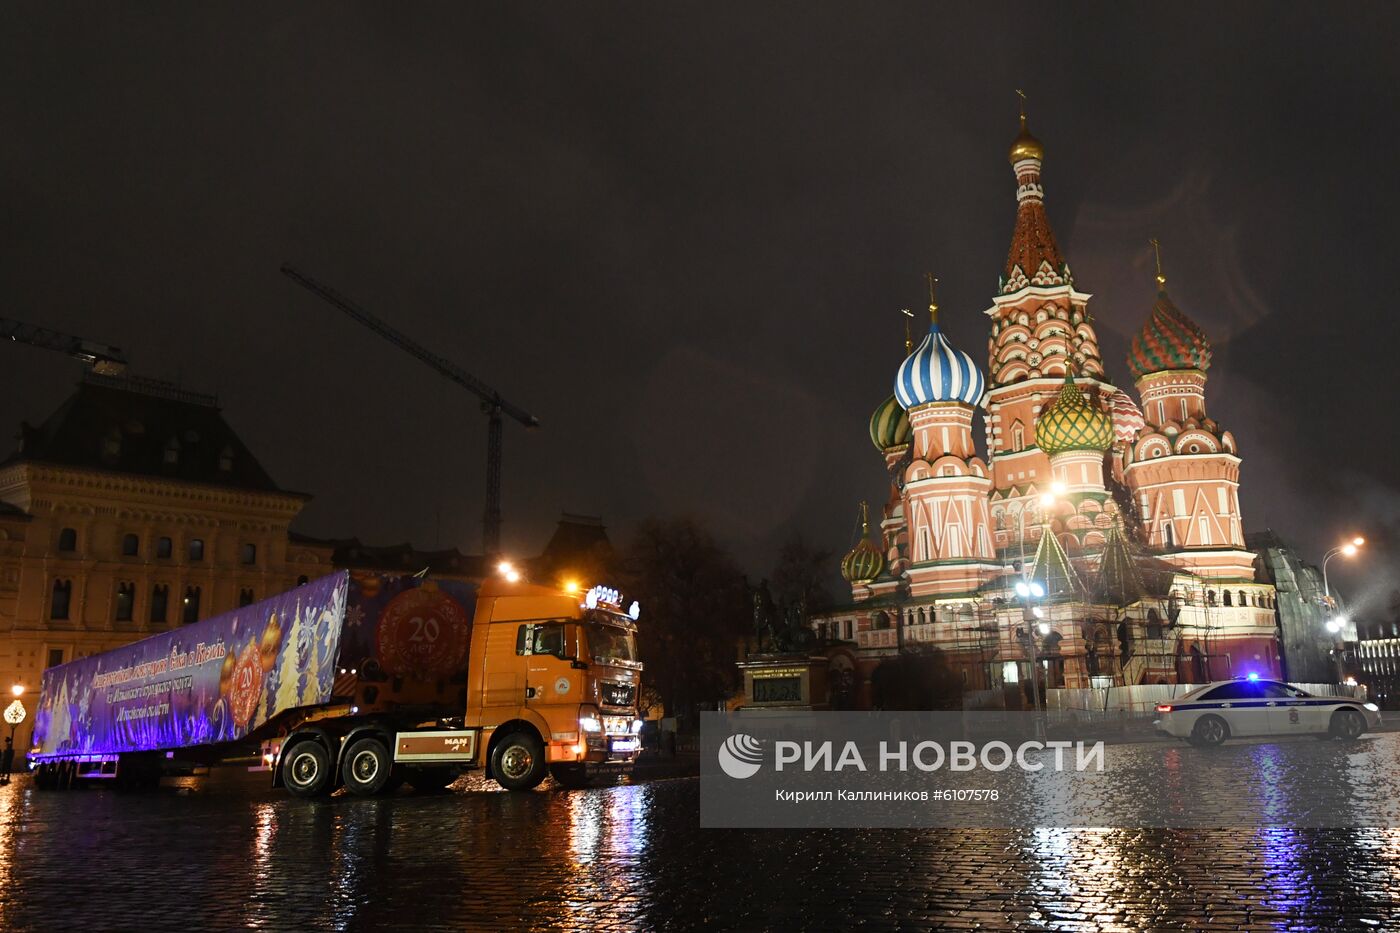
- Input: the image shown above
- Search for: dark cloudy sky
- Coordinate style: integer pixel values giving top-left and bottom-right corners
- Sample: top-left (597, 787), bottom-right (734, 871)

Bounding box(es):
top-left (3, 4), bottom-right (1398, 612)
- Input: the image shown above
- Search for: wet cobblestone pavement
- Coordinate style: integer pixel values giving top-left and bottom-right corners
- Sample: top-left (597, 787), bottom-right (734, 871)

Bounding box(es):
top-left (4, 754), bottom-right (1400, 930)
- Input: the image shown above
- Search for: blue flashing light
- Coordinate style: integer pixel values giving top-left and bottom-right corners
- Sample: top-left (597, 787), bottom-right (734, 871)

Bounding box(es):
top-left (1246, 671), bottom-right (1260, 682)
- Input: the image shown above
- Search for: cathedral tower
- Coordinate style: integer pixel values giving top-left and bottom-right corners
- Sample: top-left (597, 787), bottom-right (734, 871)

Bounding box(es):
top-left (1123, 248), bottom-right (1255, 580)
top-left (983, 104), bottom-right (1113, 557)
top-left (893, 280), bottom-right (999, 597)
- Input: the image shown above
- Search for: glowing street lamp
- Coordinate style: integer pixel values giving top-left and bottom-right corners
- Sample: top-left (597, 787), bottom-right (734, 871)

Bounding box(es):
top-left (1322, 537), bottom-right (1365, 597)
top-left (9, 684), bottom-right (22, 698)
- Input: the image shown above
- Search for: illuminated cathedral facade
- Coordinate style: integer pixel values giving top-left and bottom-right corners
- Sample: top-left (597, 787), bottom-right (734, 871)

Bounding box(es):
top-left (816, 113), bottom-right (1282, 710)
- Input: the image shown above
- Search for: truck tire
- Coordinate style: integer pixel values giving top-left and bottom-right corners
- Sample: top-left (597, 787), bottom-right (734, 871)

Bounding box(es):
top-left (549, 764), bottom-right (592, 789)
top-left (342, 737), bottom-right (395, 796)
top-left (282, 739), bottom-right (334, 797)
top-left (491, 731), bottom-right (546, 791)
top-left (404, 766), bottom-right (458, 792)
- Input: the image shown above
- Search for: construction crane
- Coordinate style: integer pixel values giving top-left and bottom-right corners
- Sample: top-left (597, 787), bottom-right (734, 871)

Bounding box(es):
top-left (1, 318), bottom-right (127, 374)
top-left (280, 264), bottom-right (539, 557)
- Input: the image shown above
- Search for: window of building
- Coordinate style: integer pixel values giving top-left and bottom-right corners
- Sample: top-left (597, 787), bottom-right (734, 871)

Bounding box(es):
top-left (1223, 590), bottom-right (1233, 607)
top-left (157, 536), bottom-right (172, 559)
top-left (241, 543), bottom-right (257, 566)
top-left (164, 437), bottom-right (180, 465)
top-left (1011, 423), bottom-right (1025, 452)
top-left (151, 585), bottom-right (169, 624)
top-left (122, 533), bottom-right (140, 557)
top-left (182, 586), bottom-right (201, 625)
top-left (219, 445), bottom-right (234, 472)
top-left (46, 648), bottom-right (64, 669)
top-left (1239, 590), bottom-right (1248, 609)
top-left (188, 538), bottom-right (204, 561)
top-left (239, 588), bottom-right (255, 607)
top-left (115, 582), bottom-right (135, 622)
top-left (57, 527), bottom-right (77, 552)
top-left (50, 579), bottom-right (72, 620)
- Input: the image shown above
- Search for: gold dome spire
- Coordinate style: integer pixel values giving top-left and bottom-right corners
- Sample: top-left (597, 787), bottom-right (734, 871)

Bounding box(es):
top-left (1009, 89), bottom-right (1044, 164)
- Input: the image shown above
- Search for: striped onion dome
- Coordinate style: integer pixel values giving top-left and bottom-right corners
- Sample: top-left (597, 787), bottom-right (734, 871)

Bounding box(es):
top-left (1107, 388), bottom-right (1146, 445)
top-left (840, 507), bottom-right (885, 584)
top-left (1128, 289), bottom-right (1212, 379)
top-left (1035, 372), bottom-right (1113, 455)
top-left (894, 324), bottom-right (985, 410)
top-left (868, 394), bottom-right (911, 451)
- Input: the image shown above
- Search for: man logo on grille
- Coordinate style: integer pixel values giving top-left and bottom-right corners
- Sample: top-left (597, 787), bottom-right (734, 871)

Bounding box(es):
top-left (718, 733), bottom-right (764, 779)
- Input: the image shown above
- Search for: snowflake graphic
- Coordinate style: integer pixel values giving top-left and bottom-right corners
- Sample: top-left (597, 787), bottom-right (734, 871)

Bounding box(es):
top-left (345, 604), bottom-right (365, 629)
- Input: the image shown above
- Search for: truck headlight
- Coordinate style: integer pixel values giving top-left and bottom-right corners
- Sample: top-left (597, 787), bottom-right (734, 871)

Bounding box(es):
top-left (579, 716), bottom-right (602, 733)
top-left (1365, 703), bottom-right (1380, 712)
top-left (631, 719), bottom-right (643, 734)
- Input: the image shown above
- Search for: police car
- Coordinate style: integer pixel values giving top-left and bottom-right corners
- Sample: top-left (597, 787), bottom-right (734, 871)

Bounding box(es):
top-left (1153, 676), bottom-right (1381, 746)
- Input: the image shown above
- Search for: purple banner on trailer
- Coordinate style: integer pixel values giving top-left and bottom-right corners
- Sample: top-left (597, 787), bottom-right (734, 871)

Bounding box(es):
top-left (31, 572), bottom-right (350, 757)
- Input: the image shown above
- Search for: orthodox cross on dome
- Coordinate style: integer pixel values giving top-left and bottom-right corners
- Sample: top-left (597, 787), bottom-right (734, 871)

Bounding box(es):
top-left (1150, 238), bottom-right (1167, 290)
top-left (1016, 88), bottom-right (1026, 120)
top-left (900, 308), bottom-right (915, 353)
top-left (926, 273), bottom-right (939, 325)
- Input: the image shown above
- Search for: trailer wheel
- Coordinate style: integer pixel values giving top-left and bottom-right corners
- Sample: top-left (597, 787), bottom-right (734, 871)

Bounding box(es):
top-left (281, 739), bottom-right (334, 797)
top-left (491, 731), bottom-right (546, 791)
top-left (342, 737), bottom-right (395, 796)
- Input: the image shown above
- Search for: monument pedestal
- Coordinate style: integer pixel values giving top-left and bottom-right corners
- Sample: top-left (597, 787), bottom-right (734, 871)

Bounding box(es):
top-left (738, 654), bottom-right (829, 710)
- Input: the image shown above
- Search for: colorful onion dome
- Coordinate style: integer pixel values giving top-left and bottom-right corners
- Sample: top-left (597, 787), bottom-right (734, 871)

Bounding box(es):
top-left (869, 394), bottom-right (912, 451)
top-left (1009, 113), bottom-right (1044, 164)
top-left (894, 324), bottom-right (985, 410)
top-left (840, 503), bottom-right (885, 584)
top-left (1127, 289), bottom-right (1212, 379)
top-left (1035, 372), bottom-right (1114, 455)
top-left (1107, 388), bottom-right (1146, 446)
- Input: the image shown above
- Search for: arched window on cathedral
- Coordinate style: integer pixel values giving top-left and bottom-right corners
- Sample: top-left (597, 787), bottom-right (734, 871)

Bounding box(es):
top-left (1238, 590), bottom-right (1248, 609)
top-left (1223, 591), bottom-right (1233, 607)
top-left (1146, 608), bottom-right (1163, 639)
top-left (1206, 590), bottom-right (1217, 607)
top-left (1012, 423), bottom-right (1025, 452)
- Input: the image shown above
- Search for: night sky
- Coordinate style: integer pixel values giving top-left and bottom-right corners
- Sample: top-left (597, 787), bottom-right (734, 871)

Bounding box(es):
top-left (3, 5), bottom-right (1398, 613)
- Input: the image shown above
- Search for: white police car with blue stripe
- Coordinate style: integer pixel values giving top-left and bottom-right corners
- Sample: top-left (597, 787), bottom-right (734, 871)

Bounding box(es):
top-left (1153, 676), bottom-right (1380, 746)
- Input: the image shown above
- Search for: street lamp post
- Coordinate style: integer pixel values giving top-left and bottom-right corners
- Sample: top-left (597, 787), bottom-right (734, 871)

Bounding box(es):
top-left (1322, 536), bottom-right (1365, 598)
top-left (1015, 580), bottom-right (1047, 736)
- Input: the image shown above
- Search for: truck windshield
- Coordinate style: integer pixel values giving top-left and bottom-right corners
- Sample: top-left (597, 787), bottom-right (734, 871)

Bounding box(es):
top-left (586, 622), bottom-right (637, 663)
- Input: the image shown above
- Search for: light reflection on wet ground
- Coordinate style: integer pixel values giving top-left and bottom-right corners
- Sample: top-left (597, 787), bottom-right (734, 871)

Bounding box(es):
top-left (0, 756), bottom-right (1399, 929)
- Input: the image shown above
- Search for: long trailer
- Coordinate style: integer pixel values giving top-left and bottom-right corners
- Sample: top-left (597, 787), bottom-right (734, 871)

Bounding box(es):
top-left (29, 571), bottom-right (645, 795)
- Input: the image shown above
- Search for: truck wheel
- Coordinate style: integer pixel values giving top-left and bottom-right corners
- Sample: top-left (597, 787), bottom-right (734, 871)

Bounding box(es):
top-left (1190, 715), bottom-right (1229, 747)
top-left (1330, 709), bottom-right (1367, 741)
top-left (405, 766), bottom-right (458, 792)
top-left (342, 737), bottom-right (395, 796)
top-left (549, 764), bottom-right (592, 789)
top-left (491, 732), bottom-right (546, 791)
top-left (282, 739), bottom-right (334, 797)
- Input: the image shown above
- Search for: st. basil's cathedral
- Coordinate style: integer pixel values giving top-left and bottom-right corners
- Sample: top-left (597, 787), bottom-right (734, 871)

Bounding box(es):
top-left (813, 111), bottom-right (1283, 710)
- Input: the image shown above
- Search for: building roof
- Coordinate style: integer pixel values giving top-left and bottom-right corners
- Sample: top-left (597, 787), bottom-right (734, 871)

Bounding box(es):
top-left (1127, 287), bottom-right (1212, 379)
top-left (1001, 117), bottom-right (1071, 295)
top-left (4, 373), bottom-right (295, 495)
top-left (534, 512), bottom-right (613, 575)
top-left (289, 534), bottom-right (488, 577)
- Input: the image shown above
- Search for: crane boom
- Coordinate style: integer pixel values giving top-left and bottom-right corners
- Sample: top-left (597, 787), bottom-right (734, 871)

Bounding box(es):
top-left (279, 265), bottom-right (539, 428)
top-left (280, 264), bottom-right (538, 556)
top-left (1, 317), bottom-right (127, 374)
